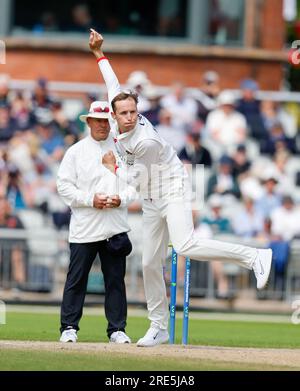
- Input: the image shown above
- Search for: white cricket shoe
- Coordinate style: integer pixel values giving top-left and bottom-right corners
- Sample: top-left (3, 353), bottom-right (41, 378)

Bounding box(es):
top-left (110, 331), bottom-right (131, 344)
top-left (137, 327), bottom-right (169, 347)
top-left (60, 328), bottom-right (77, 343)
top-left (253, 249), bottom-right (273, 290)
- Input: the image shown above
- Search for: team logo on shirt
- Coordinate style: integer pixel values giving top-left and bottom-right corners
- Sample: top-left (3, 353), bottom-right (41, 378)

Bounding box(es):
top-left (125, 150), bottom-right (135, 166)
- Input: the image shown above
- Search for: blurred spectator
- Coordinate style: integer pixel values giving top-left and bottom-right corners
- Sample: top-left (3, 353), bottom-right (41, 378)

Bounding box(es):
top-left (255, 170), bottom-right (282, 219)
top-left (232, 197), bottom-right (264, 238)
top-left (10, 92), bottom-right (36, 131)
top-left (206, 155), bottom-right (240, 199)
top-left (67, 4), bottom-right (95, 33)
top-left (231, 144), bottom-right (251, 179)
top-left (267, 150), bottom-right (296, 195)
top-left (31, 78), bottom-right (53, 113)
top-left (257, 217), bottom-right (289, 298)
top-left (261, 100), bottom-right (297, 139)
top-left (156, 108), bottom-right (186, 152)
top-left (33, 11), bottom-right (59, 34)
top-left (260, 121), bottom-right (297, 155)
top-left (206, 90), bottom-right (247, 151)
top-left (0, 104), bottom-right (18, 143)
top-left (202, 194), bottom-right (232, 234)
top-left (5, 164), bottom-right (32, 210)
top-left (51, 98), bottom-right (79, 145)
top-left (194, 71), bottom-right (219, 123)
top-left (178, 121), bottom-right (212, 167)
top-left (160, 82), bottom-right (198, 130)
top-left (76, 93), bottom-right (98, 135)
top-left (141, 86), bottom-right (162, 126)
top-left (157, 0), bottom-right (183, 37)
top-left (268, 196), bottom-right (300, 295)
top-left (0, 75), bottom-right (10, 106)
top-left (35, 113), bottom-right (65, 165)
top-left (271, 195), bottom-right (300, 241)
top-left (236, 79), bottom-right (267, 141)
top-left (0, 196), bottom-right (27, 289)
top-left (201, 71), bottom-right (220, 100)
top-left (201, 194), bottom-right (233, 299)
top-left (126, 70), bottom-right (151, 112)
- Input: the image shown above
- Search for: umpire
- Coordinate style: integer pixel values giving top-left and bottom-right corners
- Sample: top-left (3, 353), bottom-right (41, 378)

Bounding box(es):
top-left (57, 100), bottom-right (133, 343)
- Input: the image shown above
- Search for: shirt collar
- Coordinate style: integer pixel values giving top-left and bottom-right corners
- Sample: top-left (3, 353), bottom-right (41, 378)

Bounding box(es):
top-left (116, 125), bottom-right (137, 141)
top-left (87, 133), bottom-right (109, 147)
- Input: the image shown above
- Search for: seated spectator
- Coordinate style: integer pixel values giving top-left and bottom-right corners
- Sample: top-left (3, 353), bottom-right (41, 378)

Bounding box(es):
top-left (0, 104), bottom-right (18, 143)
top-left (51, 98), bottom-right (79, 145)
top-left (230, 144), bottom-right (252, 179)
top-left (269, 196), bottom-right (300, 295)
top-left (35, 112), bottom-right (65, 165)
top-left (202, 193), bottom-right (232, 234)
top-left (255, 169), bottom-right (282, 219)
top-left (206, 90), bottom-right (247, 151)
top-left (156, 108), bottom-right (186, 152)
top-left (67, 4), bottom-right (95, 33)
top-left (33, 11), bottom-right (59, 34)
top-left (126, 70), bottom-right (151, 112)
top-left (232, 196), bottom-right (264, 238)
top-left (10, 92), bottom-right (36, 131)
top-left (201, 194), bottom-right (233, 299)
top-left (271, 195), bottom-right (300, 241)
top-left (76, 93), bottom-right (98, 135)
top-left (206, 155), bottom-right (240, 199)
top-left (0, 196), bottom-right (27, 289)
top-left (261, 100), bottom-right (297, 139)
top-left (196, 71), bottom-right (220, 122)
top-left (5, 164), bottom-right (32, 210)
top-left (178, 121), bottom-right (212, 167)
top-left (160, 81), bottom-right (198, 130)
top-left (260, 121), bottom-right (297, 155)
top-left (141, 86), bottom-right (162, 127)
top-left (31, 78), bottom-right (53, 115)
top-left (236, 79), bottom-right (267, 141)
top-left (0, 74), bottom-right (10, 106)
top-left (267, 150), bottom-right (296, 195)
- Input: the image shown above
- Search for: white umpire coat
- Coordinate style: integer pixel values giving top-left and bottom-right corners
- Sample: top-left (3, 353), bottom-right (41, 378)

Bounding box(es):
top-left (57, 133), bottom-right (134, 243)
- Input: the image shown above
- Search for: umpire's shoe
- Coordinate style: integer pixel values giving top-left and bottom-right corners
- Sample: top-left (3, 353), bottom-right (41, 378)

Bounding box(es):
top-left (60, 327), bottom-right (77, 343)
top-left (110, 331), bottom-right (131, 344)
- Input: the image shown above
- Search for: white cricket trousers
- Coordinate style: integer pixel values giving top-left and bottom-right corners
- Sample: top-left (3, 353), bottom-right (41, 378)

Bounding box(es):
top-left (142, 199), bottom-right (258, 330)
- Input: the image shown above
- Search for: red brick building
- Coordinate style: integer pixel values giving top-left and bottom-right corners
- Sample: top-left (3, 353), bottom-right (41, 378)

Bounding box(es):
top-left (1, 0), bottom-right (287, 91)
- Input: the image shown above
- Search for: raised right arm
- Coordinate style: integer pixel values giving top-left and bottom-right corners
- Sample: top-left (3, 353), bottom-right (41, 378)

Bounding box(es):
top-left (89, 29), bottom-right (121, 104)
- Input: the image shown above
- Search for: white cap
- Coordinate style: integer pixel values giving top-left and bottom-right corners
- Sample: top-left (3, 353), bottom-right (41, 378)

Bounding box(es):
top-left (127, 70), bottom-right (150, 88)
top-left (217, 90), bottom-right (236, 106)
top-left (144, 85), bottom-right (160, 99)
top-left (208, 194), bottom-right (223, 208)
top-left (79, 101), bottom-right (110, 123)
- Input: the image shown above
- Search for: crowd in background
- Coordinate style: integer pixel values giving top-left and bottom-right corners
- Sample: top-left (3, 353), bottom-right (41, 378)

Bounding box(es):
top-left (1, 67), bottom-right (300, 300)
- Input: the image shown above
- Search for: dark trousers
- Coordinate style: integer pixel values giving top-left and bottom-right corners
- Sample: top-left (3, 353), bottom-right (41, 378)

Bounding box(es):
top-left (60, 240), bottom-right (127, 338)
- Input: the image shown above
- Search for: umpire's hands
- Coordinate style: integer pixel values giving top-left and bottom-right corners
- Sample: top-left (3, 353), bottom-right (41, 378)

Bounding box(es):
top-left (93, 194), bottom-right (108, 209)
top-left (105, 195), bottom-right (121, 209)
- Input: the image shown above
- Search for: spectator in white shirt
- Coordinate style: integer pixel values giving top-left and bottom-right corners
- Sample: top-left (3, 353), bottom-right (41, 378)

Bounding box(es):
top-left (206, 90), bottom-right (247, 152)
top-left (271, 195), bottom-right (300, 241)
top-left (160, 81), bottom-right (198, 130)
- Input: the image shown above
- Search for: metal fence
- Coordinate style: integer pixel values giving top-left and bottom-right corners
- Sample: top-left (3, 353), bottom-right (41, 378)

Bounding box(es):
top-left (1, 217), bottom-right (300, 304)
